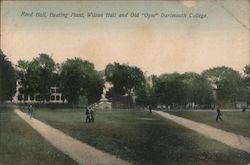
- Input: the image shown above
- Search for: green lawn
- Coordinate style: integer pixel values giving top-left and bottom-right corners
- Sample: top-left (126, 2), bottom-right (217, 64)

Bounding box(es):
top-left (33, 108), bottom-right (250, 165)
top-left (168, 110), bottom-right (250, 138)
top-left (0, 107), bottom-right (77, 165)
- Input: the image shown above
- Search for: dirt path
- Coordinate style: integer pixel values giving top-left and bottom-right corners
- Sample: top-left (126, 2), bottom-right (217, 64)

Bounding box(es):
top-left (154, 110), bottom-right (250, 153)
top-left (15, 109), bottom-right (130, 165)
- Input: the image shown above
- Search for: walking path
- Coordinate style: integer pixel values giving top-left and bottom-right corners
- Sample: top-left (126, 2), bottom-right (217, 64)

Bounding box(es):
top-left (15, 109), bottom-right (130, 165)
top-left (154, 110), bottom-right (250, 153)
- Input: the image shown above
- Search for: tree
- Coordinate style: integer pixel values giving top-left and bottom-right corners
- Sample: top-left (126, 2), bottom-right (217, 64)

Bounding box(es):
top-left (244, 64), bottom-right (250, 75)
top-left (16, 60), bottom-right (33, 101)
top-left (32, 54), bottom-right (56, 101)
top-left (135, 81), bottom-right (150, 106)
top-left (182, 72), bottom-right (201, 104)
top-left (182, 72), bottom-right (214, 108)
top-left (85, 71), bottom-right (104, 104)
top-left (17, 53), bottom-right (56, 102)
top-left (135, 74), bottom-right (157, 106)
top-left (105, 63), bottom-right (146, 108)
top-left (16, 54), bottom-right (57, 102)
top-left (0, 50), bottom-right (17, 103)
top-left (202, 66), bottom-right (242, 107)
top-left (153, 73), bottom-right (186, 108)
top-left (105, 63), bottom-right (126, 97)
top-left (243, 64), bottom-right (250, 106)
top-left (61, 58), bottom-right (103, 106)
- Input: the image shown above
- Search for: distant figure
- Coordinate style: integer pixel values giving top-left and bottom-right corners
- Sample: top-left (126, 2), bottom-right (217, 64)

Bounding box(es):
top-left (216, 107), bottom-right (223, 122)
top-left (28, 105), bottom-right (33, 118)
top-left (211, 104), bottom-right (215, 110)
top-left (90, 109), bottom-right (95, 123)
top-left (242, 106), bottom-right (246, 112)
top-left (85, 107), bottom-right (91, 123)
top-left (148, 105), bottom-right (152, 113)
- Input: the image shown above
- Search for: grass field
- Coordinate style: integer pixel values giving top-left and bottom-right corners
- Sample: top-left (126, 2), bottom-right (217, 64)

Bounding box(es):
top-left (32, 108), bottom-right (250, 165)
top-left (168, 110), bottom-right (250, 138)
top-left (0, 107), bottom-right (77, 165)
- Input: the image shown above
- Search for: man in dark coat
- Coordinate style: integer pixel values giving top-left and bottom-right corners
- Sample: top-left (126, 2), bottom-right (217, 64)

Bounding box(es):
top-left (242, 106), bottom-right (246, 112)
top-left (148, 105), bottom-right (152, 113)
top-left (216, 106), bottom-right (223, 122)
top-left (28, 104), bottom-right (33, 118)
top-left (85, 108), bottom-right (91, 123)
top-left (90, 109), bottom-right (95, 123)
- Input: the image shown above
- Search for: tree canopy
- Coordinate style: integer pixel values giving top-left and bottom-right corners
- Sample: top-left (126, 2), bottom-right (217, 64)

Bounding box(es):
top-left (105, 63), bottom-right (146, 108)
top-left (153, 73), bottom-right (186, 107)
top-left (61, 58), bottom-right (103, 106)
top-left (202, 66), bottom-right (243, 104)
top-left (243, 64), bottom-right (250, 104)
top-left (0, 50), bottom-right (17, 103)
top-left (2, 49), bottom-right (249, 109)
top-left (182, 72), bottom-right (214, 107)
top-left (17, 54), bottom-right (57, 102)
top-left (105, 63), bottom-right (146, 97)
top-left (244, 64), bottom-right (250, 75)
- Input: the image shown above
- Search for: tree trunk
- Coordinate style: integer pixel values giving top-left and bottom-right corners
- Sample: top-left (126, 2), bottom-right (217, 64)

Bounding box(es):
top-left (127, 89), bottom-right (131, 109)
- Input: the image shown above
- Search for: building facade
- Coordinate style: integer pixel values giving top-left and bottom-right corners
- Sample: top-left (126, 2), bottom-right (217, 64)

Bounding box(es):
top-left (12, 81), bottom-right (66, 104)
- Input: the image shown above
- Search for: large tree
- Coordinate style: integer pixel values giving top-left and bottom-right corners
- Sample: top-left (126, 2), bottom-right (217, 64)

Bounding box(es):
top-left (61, 58), bottom-right (103, 106)
top-left (153, 73), bottom-right (186, 108)
top-left (0, 50), bottom-right (17, 103)
top-left (32, 54), bottom-right (56, 101)
top-left (16, 60), bottom-right (33, 101)
top-left (202, 66), bottom-right (242, 106)
top-left (105, 63), bottom-right (146, 108)
top-left (243, 64), bottom-right (250, 106)
top-left (17, 54), bottom-right (57, 102)
top-left (182, 72), bottom-right (214, 108)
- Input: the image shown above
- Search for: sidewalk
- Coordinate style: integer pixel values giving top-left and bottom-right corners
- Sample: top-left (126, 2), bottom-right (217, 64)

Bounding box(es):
top-left (154, 110), bottom-right (250, 153)
top-left (15, 109), bottom-right (130, 165)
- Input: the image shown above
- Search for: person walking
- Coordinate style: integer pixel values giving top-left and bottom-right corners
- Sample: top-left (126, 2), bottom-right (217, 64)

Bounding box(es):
top-left (216, 106), bottom-right (223, 122)
top-left (85, 107), bottom-right (91, 123)
top-left (90, 108), bottom-right (95, 123)
top-left (28, 104), bottom-right (33, 118)
top-left (27, 104), bottom-right (30, 115)
top-left (148, 105), bottom-right (152, 113)
top-left (242, 106), bottom-right (246, 112)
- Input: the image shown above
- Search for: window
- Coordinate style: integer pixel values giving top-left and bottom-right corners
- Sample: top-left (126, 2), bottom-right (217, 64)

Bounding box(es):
top-left (18, 95), bottom-right (23, 101)
top-left (30, 95), bottom-right (34, 101)
top-left (56, 88), bottom-right (61, 93)
top-left (51, 88), bottom-right (56, 93)
top-left (51, 95), bottom-right (55, 101)
top-left (24, 95), bottom-right (28, 101)
top-left (56, 95), bottom-right (60, 101)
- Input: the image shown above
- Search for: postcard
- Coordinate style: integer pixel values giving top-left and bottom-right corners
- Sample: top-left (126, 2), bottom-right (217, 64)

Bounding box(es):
top-left (1, 1), bottom-right (249, 165)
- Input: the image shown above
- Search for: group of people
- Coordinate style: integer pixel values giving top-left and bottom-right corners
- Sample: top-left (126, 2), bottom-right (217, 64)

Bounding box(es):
top-left (25, 102), bottom-right (247, 124)
top-left (85, 105), bottom-right (95, 123)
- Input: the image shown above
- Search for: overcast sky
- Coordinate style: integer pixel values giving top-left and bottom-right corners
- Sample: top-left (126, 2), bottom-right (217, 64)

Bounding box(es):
top-left (1, 0), bottom-right (249, 75)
